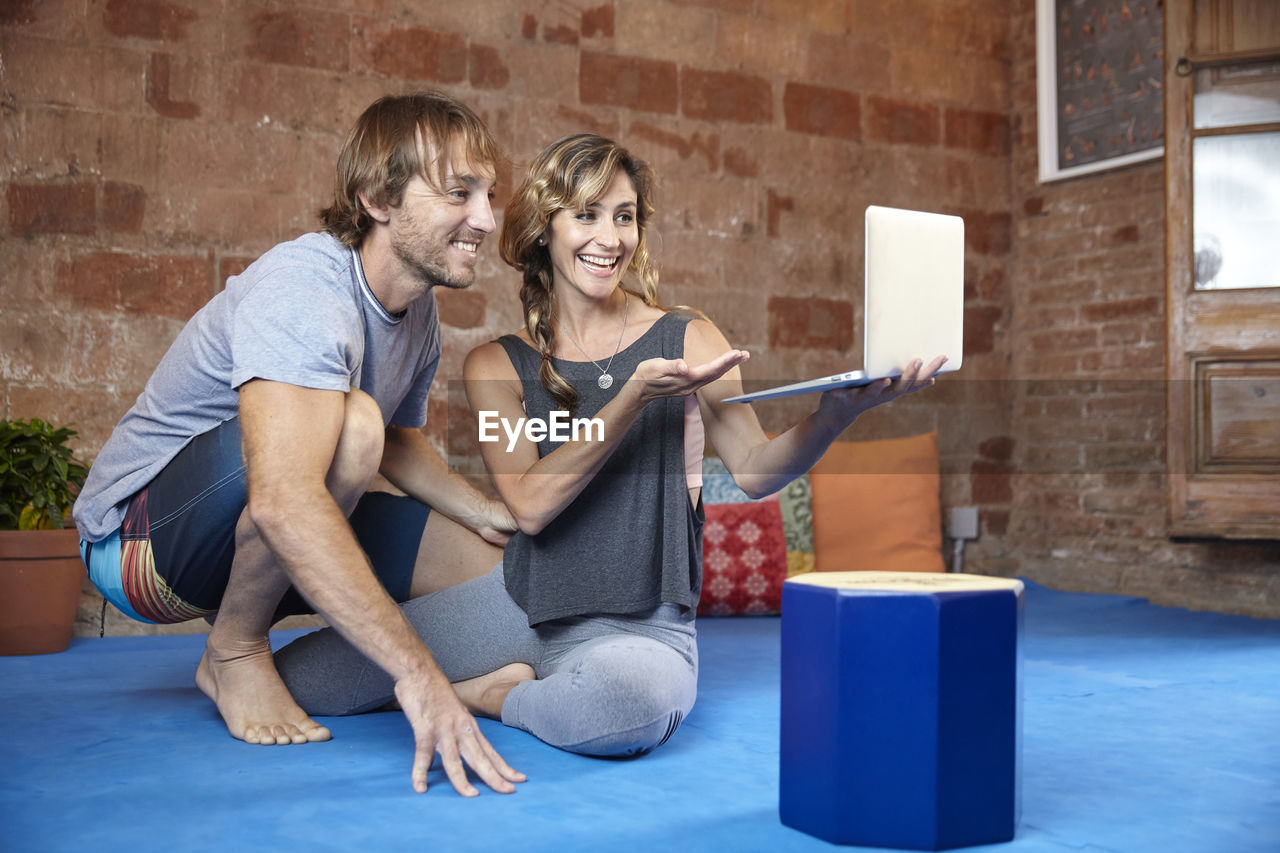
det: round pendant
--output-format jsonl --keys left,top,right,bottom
{"left": 597, "top": 374, "right": 613, "bottom": 390}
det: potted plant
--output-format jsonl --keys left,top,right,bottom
{"left": 0, "top": 418, "right": 90, "bottom": 655}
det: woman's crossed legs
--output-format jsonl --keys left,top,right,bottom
{"left": 274, "top": 565, "right": 697, "bottom": 757}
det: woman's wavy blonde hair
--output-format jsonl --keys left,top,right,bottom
{"left": 499, "top": 133, "right": 666, "bottom": 413}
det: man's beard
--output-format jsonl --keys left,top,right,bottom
{"left": 392, "top": 236, "right": 475, "bottom": 292}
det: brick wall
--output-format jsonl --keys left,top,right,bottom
{"left": 964, "top": 0, "right": 1280, "bottom": 618}
{"left": 7, "top": 1, "right": 1265, "bottom": 632}
{"left": 3, "top": 0, "right": 1016, "bottom": 636}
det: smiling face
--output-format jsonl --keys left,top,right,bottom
{"left": 388, "top": 138, "right": 497, "bottom": 293}
{"left": 545, "top": 169, "right": 638, "bottom": 301}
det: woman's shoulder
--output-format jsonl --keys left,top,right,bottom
{"left": 681, "top": 313, "right": 729, "bottom": 349}
{"left": 464, "top": 337, "right": 522, "bottom": 380}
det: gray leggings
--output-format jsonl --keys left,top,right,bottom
{"left": 273, "top": 564, "right": 699, "bottom": 757}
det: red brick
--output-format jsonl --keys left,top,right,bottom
{"left": 979, "top": 436, "right": 1015, "bottom": 462}
{"left": 469, "top": 43, "right": 510, "bottom": 90}
{"left": 723, "top": 147, "right": 758, "bottom": 178}
{"left": 521, "top": 14, "right": 537, "bottom": 40}
{"left": 579, "top": 51, "right": 677, "bottom": 114}
{"left": 961, "top": 210, "right": 1013, "bottom": 255}
{"left": 355, "top": 25, "right": 467, "bottom": 82}
{"left": 1023, "top": 196, "right": 1045, "bottom": 216}
{"left": 964, "top": 305, "right": 1002, "bottom": 356}
{"left": 944, "top": 107, "right": 1009, "bottom": 157}
{"left": 56, "top": 252, "right": 214, "bottom": 321}
{"left": 145, "top": 53, "right": 200, "bottom": 119}
{"left": 103, "top": 0, "right": 198, "bottom": 41}
{"left": 681, "top": 68, "right": 772, "bottom": 125}
{"left": 985, "top": 509, "right": 1010, "bottom": 535}
{"left": 217, "top": 255, "right": 257, "bottom": 287}
{"left": 630, "top": 123, "right": 718, "bottom": 173}
{"left": 8, "top": 183, "right": 95, "bottom": 237}
{"left": 436, "top": 289, "right": 486, "bottom": 329}
{"left": 0, "top": 0, "right": 37, "bottom": 25}
{"left": 783, "top": 82, "right": 860, "bottom": 141}
{"left": 978, "top": 266, "right": 1006, "bottom": 301}
{"left": 1108, "top": 223, "right": 1141, "bottom": 245}
{"left": 581, "top": 4, "right": 614, "bottom": 38}
{"left": 544, "top": 24, "right": 578, "bottom": 45}
{"left": 767, "top": 296, "right": 853, "bottom": 350}
{"left": 103, "top": 182, "right": 146, "bottom": 233}
{"left": 970, "top": 460, "right": 1014, "bottom": 504}
{"left": 1081, "top": 296, "right": 1160, "bottom": 323}
{"left": 866, "top": 96, "right": 940, "bottom": 146}
{"left": 766, "top": 189, "right": 794, "bottom": 238}
{"left": 244, "top": 7, "right": 350, "bottom": 71}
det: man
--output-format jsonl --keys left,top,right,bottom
{"left": 74, "top": 92, "right": 524, "bottom": 796}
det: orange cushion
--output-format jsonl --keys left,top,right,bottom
{"left": 808, "top": 431, "right": 944, "bottom": 573}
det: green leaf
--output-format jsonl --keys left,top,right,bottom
{"left": 0, "top": 418, "right": 87, "bottom": 531}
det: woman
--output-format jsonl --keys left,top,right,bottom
{"left": 275, "top": 133, "right": 945, "bottom": 757}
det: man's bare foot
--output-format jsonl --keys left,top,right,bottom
{"left": 452, "top": 663, "right": 535, "bottom": 720}
{"left": 196, "top": 638, "right": 332, "bottom": 746}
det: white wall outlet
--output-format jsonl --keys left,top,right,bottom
{"left": 949, "top": 506, "right": 979, "bottom": 540}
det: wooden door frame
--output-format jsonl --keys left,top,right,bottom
{"left": 1164, "top": 0, "right": 1280, "bottom": 538}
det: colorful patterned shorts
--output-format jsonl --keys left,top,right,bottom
{"left": 80, "top": 417, "right": 427, "bottom": 624}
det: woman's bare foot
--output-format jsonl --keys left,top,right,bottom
{"left": 452, "top": 663, "right": 535, "bottom": 720}
{"left": 196, "top": 637, "right": 332, "bottom": 745}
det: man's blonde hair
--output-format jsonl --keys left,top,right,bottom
{"left": 320, "top": 92, "right": 505, "bottom": 247}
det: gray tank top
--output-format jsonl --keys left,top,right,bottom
{"left": 497, "top": 310, "right": 703, "bottom": 627}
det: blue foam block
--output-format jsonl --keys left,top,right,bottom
{"left": 780, "top": 573, "right": 1023, "bottom": 850}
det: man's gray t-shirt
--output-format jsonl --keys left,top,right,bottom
{"left": 74, "top": 231, "right": 440, "bottom": 541}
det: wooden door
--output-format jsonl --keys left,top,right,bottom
{"left": 1165, "top": 0, "right": 1280, "bottom": 538}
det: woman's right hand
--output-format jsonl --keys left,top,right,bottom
{"left": 632, "top": 348, "right": 750, "bottom": 402}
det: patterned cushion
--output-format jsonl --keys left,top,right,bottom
{"left": 697, "top": 458, "right": 815, "bottom": 616}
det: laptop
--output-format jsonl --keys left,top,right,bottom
{"left": 724, "top": 205, "right": 964, "bottom": 404}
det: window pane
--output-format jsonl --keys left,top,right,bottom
{"left": 1193, "top": 62, "right": 1280, "bottom": 130}
{"left": 1192, "top": 132, "right": 1280, "bottom": 290}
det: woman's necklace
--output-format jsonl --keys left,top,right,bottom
{"left": 561, "top": 293, "right": 630, "bottom": 390}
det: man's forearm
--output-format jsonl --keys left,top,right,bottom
{"left": 379, "top": 427, "right": 500, "bottom": 533}
{"left": 252, "top": 486, "right": 443, "bottom": 685}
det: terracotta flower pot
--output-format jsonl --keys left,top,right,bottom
{"left": 0, "top": 528, "right": 85, "bottom": 655}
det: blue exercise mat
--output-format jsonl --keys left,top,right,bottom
{"left": 1, "top": 580, "right": 1277, "bottom": 852}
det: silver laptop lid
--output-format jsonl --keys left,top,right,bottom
{"left": 862, "top": 205, "right": 965, "bottom": 381}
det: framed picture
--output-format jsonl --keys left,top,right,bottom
{"left": 1036, "top": 0, "right": 1165, "bottom": 182}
